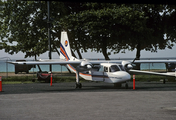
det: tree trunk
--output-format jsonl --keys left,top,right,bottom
{"left": 76, "top": 49, "right": 82, "bottom": 59}
{"left": 102, "top": 37, "right": 110, "bottom": 60}
{"left": 136, "top": 43, "right": 141, "bottom": 60}
{"left": 53, "top": 43, "right": 60, "bottom": 56}
{"left": 135, "top": 43, "right": 141, "bottom": 70}
{"left": 77, "top": 30, "right": 83, "bottom": 59}
{"left": 102, "top": 48, "right": 110, "bottom": 60}
{"left": 71, "top": 50, "right": 77, "bottom": 58}
{"left": 74, "top": 38, "right": 82, "bottom": 59}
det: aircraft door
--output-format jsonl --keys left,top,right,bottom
{"left": 103, "top": 66, "right": 109, "bottom": 82}
{"left": 92, "top": 65, "right": 104, "bottom": 82}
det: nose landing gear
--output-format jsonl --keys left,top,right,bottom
{"left": 114, "top": 82, "right": 129, "bottom": 89}
{"left": 125, "top": 82, "right": 128, "bottom": 89}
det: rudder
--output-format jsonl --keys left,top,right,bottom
{"left": 60, "top": 31, "right": 72, "bottom": 60}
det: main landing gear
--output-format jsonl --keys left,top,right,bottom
{"left": 75, "top": 70, "right": 82, "bottom": 89}
{"left": 75, "top": 83, "right": 82, "bottom": 89}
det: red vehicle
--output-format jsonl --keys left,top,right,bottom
{"left": 37, "top": 71, "right": 50, "bottom": 83}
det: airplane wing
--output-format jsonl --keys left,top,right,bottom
{"left": 8, "top": 59, "right": 82, "bottom": 65}
{"left": 133, "top": 60, "right": 176, "bottom": 63}
{"left": 8, "top": 59, "right": 176, "bottom": 65}
{"left": 129, "top": 69, "right": 176, "bottom": 77}
{"left": 8, "top": 58, "right": 176, "bottom": 78}
{"left": 90, "top": 59, "right": 176, "bottom": 65}
{"left": 128, "top": 59, "right": 176, "bottom": 77}
{"left": 8, "top": 59, "right": 124, "bottom": 65}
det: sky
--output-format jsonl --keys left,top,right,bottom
{"left": 1, "top": 43, "right": 176, "bottom": 60}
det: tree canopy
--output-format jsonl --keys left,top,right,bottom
{"left": 0, "top": 1, "right": 176, "bottom": 60}
{"left": 60, "top": 3, "right": 176, "bottom": 60}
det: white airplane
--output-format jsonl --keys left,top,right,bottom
{"left": 10, "top": 31, "right": 176, "bottom": 88}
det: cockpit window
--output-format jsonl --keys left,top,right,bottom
{"left": 110, "top": 65, "right": 120, "bottom": 72}
{"left": 119, "top": 65, "right": 126, "bottom": 71}
{"left": 98, "top": 65, "right": 104, "bottom": 72}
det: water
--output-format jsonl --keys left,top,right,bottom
{"left": 0, "top": 60, "right": 166, "bottom": 73}
{"left": 140, "top": 63, "right": 166, "bottom": 70}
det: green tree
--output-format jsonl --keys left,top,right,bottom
{"left": 163, "top": 5, "right": 176, "bottom": 45}
{"left": 0, "top": 1, "right": 69, "bottom": 58}
{"left": 65, "top": 3, "right": 176, "bottom": 61}
{"left": 1, "top": 1, "right": 175, "bottom": 61}
{"left": 130, "top": 4, "right": 174, "bottom": 60}
{"left": 0, "top": 1, "right": 89, "bottom": 59}
{"left": 64, "top": 3, "right": 150, "bottom": 60}
{"left": 1, "top": 1, "right": 46, "bottom": 58}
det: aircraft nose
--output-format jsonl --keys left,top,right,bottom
{"left": 112, "top": 71, "right": 131, "bottom": 83}
{"left": 123, "top": 72, "right": 131, "bottom": 81}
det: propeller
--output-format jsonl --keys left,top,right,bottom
{"left": 121, "top": 61, "right": 133, "bottom": 71}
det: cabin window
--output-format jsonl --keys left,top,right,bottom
{"left": 110, "top": 65, "right": 120, "bottom": 72}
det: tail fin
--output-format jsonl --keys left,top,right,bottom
{"left": 60, "top": 31, "right": 72, "bottom": 60}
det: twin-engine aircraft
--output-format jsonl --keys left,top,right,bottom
{"left": 10, "top": 31, "right": 176, "bottom": 89}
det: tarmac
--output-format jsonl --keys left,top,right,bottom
{"left": 1, "top": 81, "right": 176, "bottom": 120}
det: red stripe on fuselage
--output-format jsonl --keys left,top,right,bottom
{"left": 68, "top": 64, "right": 91, "bottom": 77}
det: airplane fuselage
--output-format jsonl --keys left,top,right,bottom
{"left": 67, "top": 62, "right": 131, "bottom": 84}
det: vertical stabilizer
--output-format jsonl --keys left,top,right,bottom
{"left": 60, "top": 31, "right": 72, "bottom": 60}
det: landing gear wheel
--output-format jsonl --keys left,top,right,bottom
{"left": 125, "top": 83, "right": 128, "bottom": 89}
{"left": 75, "top": 83, "right": 78, "bottom": 89}
{"left": 163, "top": 79, "right": 166, "bottom": 84}
{"left": 78, "top": 83, "right": 82, "bottom": 88}
{"left": 75, "top": 83, "right": 82, "bottom": 89}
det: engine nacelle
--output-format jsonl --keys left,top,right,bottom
{"left": 121, "top": 61, "right": 133, "bottom": 70}
{"left": 76, "top": 61, "right": 92, "bottom": 72}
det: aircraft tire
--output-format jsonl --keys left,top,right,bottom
{"left": 125, "top": 83, "right": 128, "bottom": 89}
{"left": 75, "top": 83, "right": 82, "bottom": 89}
{"left": 75, "top": 83, "right": 78, "bottom": 89}
{"left": 163, "top": 79, "right": 166, "bottom": 84}
{"left": 79, "top": 83, "right": 82, "bottom": 89}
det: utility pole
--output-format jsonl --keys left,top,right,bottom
{"left": 47, "top": 1, "right": 52, "bottom": 72}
